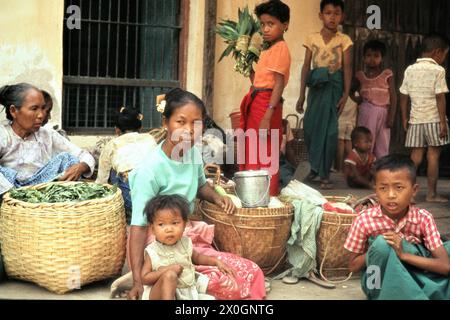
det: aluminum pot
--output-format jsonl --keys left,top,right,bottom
{"left": 232, "top": 170, "right": 270, "bottom": 208}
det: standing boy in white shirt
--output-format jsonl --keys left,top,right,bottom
{"left": 400, "top": 34, "right": 450, "bottom": 203}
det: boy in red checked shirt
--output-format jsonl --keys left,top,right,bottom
{"left": 344, "top": 154, "right": 450, "bottom": 300}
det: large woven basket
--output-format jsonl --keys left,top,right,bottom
{"left": 0, "top": 182, "right": 127, "bottom": 294}
{"left": 285, "top": 114, "right": 308, "bottom": 166}
{"left": 316, "top": 196, "right": 358, "bottom": 283}
{"left": 199, "top": 201, "right": 294, "bottom": 275}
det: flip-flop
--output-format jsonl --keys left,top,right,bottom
{"left": 306, "top": 271, "right": 336, "bottom": 289}
{"left": 265, "top": 277, "right": 272, "bottom": 293}
{"left": 320, "top": 181, "right": 334, "bottom": 190}
{"left": 282, "top": 275, "right": 299, "bottom": 284}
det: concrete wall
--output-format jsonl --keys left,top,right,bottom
{"left": 213, "top": 0, "right": 322, "bottom": 129}
{"left": 0, "top": 0, "right": 64, "bottom": 127}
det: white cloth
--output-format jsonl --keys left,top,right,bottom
{"left": 399, "top": 58, "right": 449, "bottom": 124}
{"left": 201, "top": 133, "right": 225, "bottom": 165}
{"left": 95, "top": 132, "right": 157, "bottom": 184}
{"left": 0, "top": 124, "right": 95, "bottom": 192}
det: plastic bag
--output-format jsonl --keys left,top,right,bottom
{"left": 280, "top": 179, "right": 327, "bottom": 205}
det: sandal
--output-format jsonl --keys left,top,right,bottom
{"left": 282, "top": 275, "right": 299, "bottom": 284}
{"left": 265, "top": 277, "right": 272, "bottom": 293}
{"left": 306, "top": 271, "right": 336, "bottom": 289}
{"left": 320, "top": 181, "right": 334, "bottom": 190}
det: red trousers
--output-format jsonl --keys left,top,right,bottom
{"left": 238, "top": 89, "right": 282, "bottom": 196}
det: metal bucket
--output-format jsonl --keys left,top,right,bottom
{"left": 232, "top": 170, "right": 270, "bottom": 208}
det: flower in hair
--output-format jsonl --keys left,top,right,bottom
{"left": 156, "top": 94, "right": 167, "bottom": 114}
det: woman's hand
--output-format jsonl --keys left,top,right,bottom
{"left": 213, "top": 194, "right": 235, "bottom": 215}
{"left": 59, "top": 162, "right": 90, "bottom": 181}
{"left": 386, "top": 114, "right": 395, "bottom": 129}
{"left": 216, "top": 259, "right": 236, "bottom": 278}
{"left": 259, "top": 115, "right": 271, "bottom": 132}
{"left": 296, "top": 96, "right": 305, "bottom": 114}
{"left": 383, "top": 231, "right": 404, "bottom": 259}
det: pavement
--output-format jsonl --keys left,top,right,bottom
{"left": 0, "top": 171, "right": 449, "bottom": 300}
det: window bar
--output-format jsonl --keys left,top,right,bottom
{"left": 158, "top": 0, "right": 165, "bottom": 80}
{"left": 115, "top": 0, "right": 121, "bottom": 78}
{"left": 123, "top": 88, "right": 127, "bottom": 107}
{"left": 134, "top": 0, "right": 139, "bottom": 79}
{"left": 106, "top": 1, "right": 112, "bottom": 76}
{"left": 77, "top": 0, "right": 82, "bottom": 76}
{"left": 94, "top": 85, "right": 99, "bottom": 128}
{"left": 87, "top": 0, "right": 92, "bottom": 76}
{"left": 96, "top": 0, "right": 102, "bottom": 77}
{"left": 132, "top": 87, "right": 137, "bottom": 109}
{"left": 104, "top": 86, "right": 109, "bottom": 128}
{"left": 85, "top": 86, "right": 90, "bottom": 127}
{"left": 67, "top": 8, "right": 72, "bottom": 75}
{"left": 124, "top": 0, "right": 130, "bottom": 78}
{"left": 75, "top": 85, "right": 80, "bottom": 127}
{"left": 151, "top": 0, "right": 157, "bottom": 79}
{"left": 142, "top": 0, "right": 149, "bottom": 78}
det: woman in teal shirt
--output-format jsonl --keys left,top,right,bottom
{"left": 127, "top": 88, "right": 235, "bottom": 299}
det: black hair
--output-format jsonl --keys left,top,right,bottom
{"left": 204, "top": 114, "right": 226, "bottom": 143}
{"left": 351, "top": 126, "right": 372, "bottom": 145}
{"left": 163, "top": 88, "right": 207, "bottom": 120}
{"left": 363, "top": 39, "right": 387, "bottom": 57}
{"left": 41, "top": 90, "right": 53, "bottom": 108}
{"left": 0, "top": 83, "right": 40, "bottom": 121}
{"left": 320, "top": 0, "right": 345, "bottom": 12}
{"left": 255, "top": 0, "right": 290, "bottom": 23}
{"left": 41, "top": 90, "right": 54, "bottom": 125}
{"left": 421, "top": 33, "right": 450, "bottom": 54}
{"left": 144, "top": 194, "right": 190, "bottom": 224}
{"left": 115, "top": 107, "right": 142, "bottom": 132}
{"left": 374, "top": 154, "right": 417, "bottom": 183}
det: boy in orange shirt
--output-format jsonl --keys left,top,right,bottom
{"left": 239, "top": 0, "right": 291, "bottom": 196}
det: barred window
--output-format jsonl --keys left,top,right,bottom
{"left": 63, "top": 0, "right": 182, "bottom": 132}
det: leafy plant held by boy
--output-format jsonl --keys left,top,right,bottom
{"left": 215, "top": 6, "right": 268, "bottom": 78}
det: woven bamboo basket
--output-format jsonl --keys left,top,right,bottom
{"left": 0, "top": 182, "right": 127, "bottom": 294}
{"left": 204, "top": 164, "right": 235, "bottom": 194}
{"left": 316, "top": 196, "right": 358, "bottom": 283}
{"left": 285, "top": 114, "right": 308, "bottom": 166}
{"left": 199, "top": 200, "right": 294, "bottom": 275}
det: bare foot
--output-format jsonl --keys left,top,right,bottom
{"left": 425, "top": 195, "right": 448, "bottom": 203}
{"left": 304, "top": 171, "right": 318, "bottom": 183}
